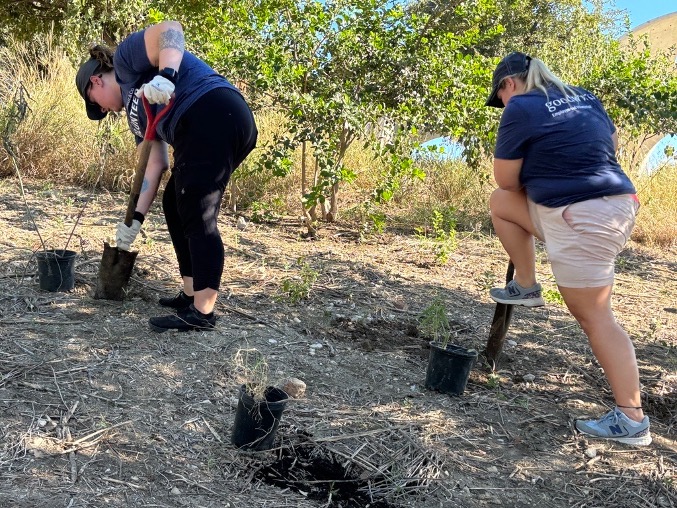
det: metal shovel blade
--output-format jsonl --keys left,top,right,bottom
{"left": 94, "top": 242, "right": 139, "bottom": 300}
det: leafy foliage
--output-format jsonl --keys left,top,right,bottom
{"left": 581, "top": 37, "right": 677, "bottom": 166}
{"left": 158, "top": 0, "right": 499, "bottom": 221}
{"left": 0, "top": 0, "right": 152, "bottom": 53}
{"left": 2, "top": 0, "right": 676, "bottom": 233}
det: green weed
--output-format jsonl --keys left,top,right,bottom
{"left": 542, "top": 288, "right": 564, "bottom": 305}
{"left": 477, "top": 270, "right": 497, "bottom": 292}
{"left": 486, "top": 373, "right": 500, "bottom": 389}
{"left": 250, "top": 199, "right": 282, "bottom": 223}
{"left": 368, "top": 210, "right": 387, "bottom": 234}
{"left": 514, "top": 396, "right": 530, "bottom": 410}
{"left": 415, "top": 208, "right": 458, "bottom": 265}
{"left": 279, "top": 259, "right": 319, "bottom": 304}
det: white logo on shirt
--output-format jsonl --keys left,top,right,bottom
{"left": 545, "top": 92, "right": 596, "bottom": 113}
{"left": 127, "top": 90, "right": 142, "bottom": 138}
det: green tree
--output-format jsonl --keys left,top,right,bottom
{"left": 0, "top": 0, "right": 151, "bottom": 52}
{"left": 581, "top": 37, "right": 677, "bottom": 168}
{"left": 163, "top": 0, "right": 500, "bottom": 228}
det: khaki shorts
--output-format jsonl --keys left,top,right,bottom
{"left": 528, "top": 194, "right": 639, "bottom": 288}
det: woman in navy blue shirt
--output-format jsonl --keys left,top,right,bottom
{"left": 486, "top": 52, "right": 649, "bottom": 446}
{"left": 76, "top": 21, "right": 257, "bottom": 332}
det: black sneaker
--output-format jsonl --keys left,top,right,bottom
{"left": 149, "top": 304, "right": 216, "bottom": 333}
{"left": 158, "top": 291, "right": 194, "bottom": 310}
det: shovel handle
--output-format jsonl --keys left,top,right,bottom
{"left": 484, "top": 260, "right": 515, "bottom": 368}
{"left": 124, "top": 94, "right": 174, "bottom": 226}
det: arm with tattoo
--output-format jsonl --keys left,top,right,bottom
{"left": 134, "top": 140, "right": 170, "bottom": 217}
{"left": 159, "top": 28, "right": 185, "bottom": 54}
{"left": 144, "top": 21, "right": 185, "bottom": 72}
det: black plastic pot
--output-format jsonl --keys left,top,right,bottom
{"left": 425, "top": 342, "right": 478, "bottom": 395}
{"left": 231, "top": 385, "right": 289, "bottom": 451}
{"left": 36, "top": 249, "right": 77, "bottom": 292}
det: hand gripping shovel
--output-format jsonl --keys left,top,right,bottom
{"left": 94, "top": 95, "right": 173, "bottom": 300}
{"left": 484, "top": 260, "right": 515, "bottom": 369}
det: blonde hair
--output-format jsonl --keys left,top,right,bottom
{"left": 512, "top": 57, "right": 574, "bottom": 99}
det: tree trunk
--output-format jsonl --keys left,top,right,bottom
{"left": 301, "top": 140, "right": 310, "bottom": 215}
{"left": 227, "top": 180, "right": 238, "bottom": 212}
{"left": 327, "top": 182, "right": 339, "bottom": 222}
{"left": 309, "top": 154, "right": 319, "bottom": 220}
{"left": 326, "top": 125, "right": 353, "bottom": 223}
{"left": 300, "top": 141, "right": 316, "bottom": 236}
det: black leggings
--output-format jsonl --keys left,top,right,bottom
{"left": 162, "top": 87, "right": 257, "bottom": 291}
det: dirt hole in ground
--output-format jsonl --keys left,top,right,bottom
{"left": 255, "top": 443, "right": 399, "bottom": 508}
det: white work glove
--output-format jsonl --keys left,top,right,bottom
{"left": 116, "top": 220, "right": 142, "bottom": 251}
{"left": 136, "top": 75, "right": 174, "bottom": 105}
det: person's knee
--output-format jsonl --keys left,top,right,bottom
{"left": 177, "top": 185, "right": 223, "bottom": 235}
{"left": 490, "top": 188, "right": 523, "bottom": 217}
{"left": 564, "top": 299, "right": 615, "bottom": 337}
{"left": 489, "top": 188, "right": 503, "bottom": 215}
{"left": 490, "top": 188, "right": 535, "bottom": 233}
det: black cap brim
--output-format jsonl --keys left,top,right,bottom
{"left": 485, "top": 85, "right": 504, "bottom": 108}
{"left": 86, "top": 102, "right": 107, "bottom": 121}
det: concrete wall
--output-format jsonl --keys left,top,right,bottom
{"left": 627, "top": 11, "right": 677, "bottom": 56}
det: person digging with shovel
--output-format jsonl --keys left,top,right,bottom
{"left": 76, "top": 20, "right": 257, "bottom": 332}
{"left": 486, "top": 52, "right": 650, "bottom": 446}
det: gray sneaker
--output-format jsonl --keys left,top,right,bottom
{"left": 575, "top": 407, "right": 652, "bottom": 446}
{"left": 489, "top": 280, "right": 545, "bottom": 307}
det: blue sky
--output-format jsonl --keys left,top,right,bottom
{"left": 610, "top": 2, "right": 676, "bottom": 29}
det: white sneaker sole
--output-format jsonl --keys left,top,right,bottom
{"left": 581, "top": 433, "right": 653, "bottom": 446}
{"left": 490, "top": 296, "right": 545, "bottom": 307}
{"left": 613, "top": 434, "right": 653, "bottom": 446}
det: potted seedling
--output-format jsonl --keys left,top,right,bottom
{"left": 230, "top": 348, "right": 289, "bottom": 451}
{"left": 1, "top": 84, "right": 82, "bottom": 292}
{"left": 420, "top": 296, "right": 478, "bottom": 395}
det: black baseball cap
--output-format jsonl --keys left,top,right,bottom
{"left": 486, "top": 52, "right": 531, "bottom": 108}
{"left": 76, "top": 58, "right": 107, "bottom": 120}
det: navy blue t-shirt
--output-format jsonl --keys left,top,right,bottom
{"left": 114, "top": 30, "right": 242, "bottom": 145}
{"left": 494, "top": 86, "right": 635, "bottom": 207}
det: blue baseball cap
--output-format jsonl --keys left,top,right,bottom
{"left": 486, "top": 52, "right": 531, "bottom": 108}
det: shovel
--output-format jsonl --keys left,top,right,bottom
{"left": 94, "top": 95, "right": 173, "bottom": 300}
{"left": 484, "top": 260, "right": 515, "bottom": 368}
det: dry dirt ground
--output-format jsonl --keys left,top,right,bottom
{"left": 0, "top": 180, "right": 675, "bottom": 508}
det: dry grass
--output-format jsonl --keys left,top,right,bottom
{"left": 387, "top": 157, "right": 494, "bottom": 233}
{"left": 631, "top": 163, "right": 677, "bottom": 248}
{"left": 0, "top": 34, "right": 136, "bottom": 189}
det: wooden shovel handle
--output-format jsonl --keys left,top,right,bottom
{"left": 123, "top": 94, "right": 174, "bottom": 226}
{"left": 484, "top": 260, "right": 515, "bottom": 368}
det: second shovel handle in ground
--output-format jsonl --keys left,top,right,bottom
{"left": 485, "top": 260, "right": 515, "bottom": 367}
